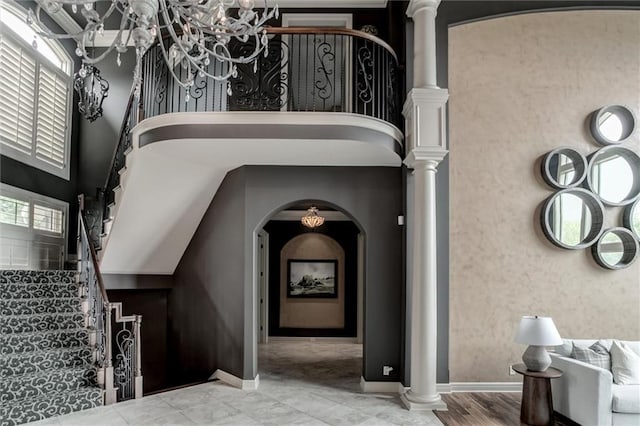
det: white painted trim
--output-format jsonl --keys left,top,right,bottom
{"left": 360, "top": 377, "right": 401, "bottom": 393}
{"left": 275, "top": 0, "right": 386, "bottom": 7}
{"left": 132, "top": 112, "right": 403, "bottom": 146}
{"left": 209, "top": 369, "right": 260, "bottom": 391}
{"left": 400, "top": 382, "right": 522, "bottom": 394}
{"left": 271, "top": 210, "right": 350, "bottom": 221}
{"left": 282, "top": 13, "right": 353, "bottom": 28}
{"left": 90, "top": 30, "right": 135, "bottom": 48}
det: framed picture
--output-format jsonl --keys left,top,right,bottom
{"left": 287, "top": 259, "right": 338, "bottom": 298}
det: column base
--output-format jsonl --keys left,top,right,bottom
{"left": 400, "top": 391, "right": 448, "bottom": 411}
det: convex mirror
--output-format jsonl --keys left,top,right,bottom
{"left": 541, "top": 188, "right": 604, "bottom": 250}
{"left": 592, "top": 227, "right": 639, "bottom": 269}
{"left": 623, "top": 199, "right": 640, "bottom": 240}
{"left": 586, "top": 146, "right": 640, "bottom": 206}
{"left": 541, "top": 148, "right": 587, "bottom": 189}
{"left": 590, "top": 105, "right": 636, "bottom": 145}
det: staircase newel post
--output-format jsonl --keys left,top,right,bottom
{"left": 134, "top": 315, "right": 143, "bottom": 399}
{"left": 104, "top": 303, "right": 117, "bottom": 405}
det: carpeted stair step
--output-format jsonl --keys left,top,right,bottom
{"left": 0, "top": 270, "right": 76, "bottom": 284}
{"left": 0, "top": 346, "right": 93, "bottom": 377}
{"left": 0, "top": 281, "right": 80, "bottom": 299}
{"left": 0, "top": 312, "right": 85, "bottom": 334}
{"left": 0, "top": 386, "right": 102, "bottom": 426}
{"left": 0, "top": 297, "right": 81, "bottom": 316}
{"left": 0, "top": 329, "right": 89, "bottom": 356}
{"left": 0, "top": 366, "right": 97, "bottom": 404}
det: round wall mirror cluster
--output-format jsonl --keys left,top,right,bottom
{"left": 540, "top": 105, "right": 640, "bottom": 270}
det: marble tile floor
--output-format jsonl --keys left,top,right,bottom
{"left": 30, "top": 341, "right": 443, "bottom": 426}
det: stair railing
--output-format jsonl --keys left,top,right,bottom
{"left": 102, "top": 87, "right": 142, "bottom": 234}
{"left": 78, "top": 195, "right": 143, "bottom": 404}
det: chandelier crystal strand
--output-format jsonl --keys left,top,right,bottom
{"left": 29, "top": 0, "right": 279, "bottom": 101}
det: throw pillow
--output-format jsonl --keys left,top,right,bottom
{"left": 611, "top": 340, "right": 640, "bottom": 385}
{"left": 571, "top": 342, "right": 611, "bottom": 370}
{"left": 554, "top": 339, "right": 573, "bottom": 357}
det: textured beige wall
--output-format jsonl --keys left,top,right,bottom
{"left": 449, "top": 11, "right": 640, "bottom": 382}
{"left": 280, "top": 233, "right": 345, "bottom": 328}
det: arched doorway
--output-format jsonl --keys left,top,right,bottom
{"left": 253, "top": 201, "right": 365, "bottom": 389}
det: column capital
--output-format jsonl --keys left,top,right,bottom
{"left": 402, "top": 88, "right": 449, "bottom": 119}
{"left": 406, "top": 0, "right": 441, "bottom": 18}
{"left": 403, "top": 87, "right": 449, "bottom": 153}
{"left": 404, "top": 146, "right": 448, "bottom": 170}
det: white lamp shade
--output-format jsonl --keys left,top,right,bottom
{"left": 514, "top": 316, "right": 563, "bottom": 346}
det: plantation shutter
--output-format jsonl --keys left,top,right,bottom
{"left": 36, "top": 66, "right": 68, "bottom": 168}
{"left": 0, "top": 36, "right": 36, "bottom": 154}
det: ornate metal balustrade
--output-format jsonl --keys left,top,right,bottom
{"left": 141, "top": 27, "right": 400, "bottom": 123}
{"left": 78, "top": 195, "right": 143, "bottom": 404}
{"left": 102, "top": 27, "right": 400, "bottom": 234}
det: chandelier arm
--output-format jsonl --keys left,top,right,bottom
{"left": 78, "top": 20, "right": 135, "bottom": 65}
{"left": 158, "top": 1, "right": 232, "bottom": 81}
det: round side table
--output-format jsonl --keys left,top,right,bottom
{"left": 513, "top": 363, "right": 562, "bottom": 426}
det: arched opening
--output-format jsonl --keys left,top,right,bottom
{"left": 253, "top": 199, "right": 366, "bottom": 391}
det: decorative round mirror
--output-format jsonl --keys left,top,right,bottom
{"left": 590, "top": 105, "right": 636, "bottom": 145}
{"left": 541, "top": 147, "right": 587, "bottom": 189}
{"left": 591, "top": 227, "right": 639, "bottom": 269}
{"left": 541, "top": 188, "right": 605, "bottom": 250}
{"left": 623, "top": 199, "right": 640, "bottom": 240}
{"left": 586, "top": 146, "right": 640, "bottom": 206}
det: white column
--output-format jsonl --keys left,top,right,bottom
{"left": 401, "top": 0, "right": 448, "bottom": 411}
{"left": 408, "top": 0, "right": 439, "bottom": 88}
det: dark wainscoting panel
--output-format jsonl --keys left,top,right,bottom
{"left": 106, "top": 289, "right": 170, "bottom": 393}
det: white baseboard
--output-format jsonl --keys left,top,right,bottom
{"left": 359, "top": 377, "right": 401, "bottom": 393}
{"left": 388, "top": 382, "right": 521, "bottom": 394}
{"left": 209, "top": 369, "right": 260, "bottom": 391}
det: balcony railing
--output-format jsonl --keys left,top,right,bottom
{"left": 140, "top": 27, "right": 400, "bottom": 126}
{"left": 102, "top": 27, "right": 400, "bottom": 231}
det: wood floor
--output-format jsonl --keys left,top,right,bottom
{"left": 433, "top": 393, "right": 578, "bottom": 426}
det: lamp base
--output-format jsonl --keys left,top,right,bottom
{"left": 522, "top": 345, "right": 551, "bottom": 372}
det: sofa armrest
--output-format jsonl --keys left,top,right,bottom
{"left": 550, "top": 353, "right": 613, "bottom": 426}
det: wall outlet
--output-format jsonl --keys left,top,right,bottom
{"left": 383, "top": 366, "right": 394, "bottom": 376}
{"left": 509, "top": 365, "right": 516, "bottom": 376}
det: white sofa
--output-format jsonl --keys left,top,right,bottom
{"left": 550, "top": 339, "right": 640, "bottom": 426}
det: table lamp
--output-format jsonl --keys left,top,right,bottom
{"left": 515, "top": 316, "right": 563, "bottom": 371}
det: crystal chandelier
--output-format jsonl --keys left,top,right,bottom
{"left": 301, "top": 207, "right": 325, "bottom": 229}
{"left": 29, "top": 0, "right": 279, "bottom": 97}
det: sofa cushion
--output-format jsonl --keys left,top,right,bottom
{"left": 572, "top": 342, "right": 611, "bottom": 370}
{"left": 612, "top": 384, "right": 640, "bottom": 414}
{"left": 611, "top": 341, "right": 640, "bottom": 385}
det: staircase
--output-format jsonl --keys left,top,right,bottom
{"left": 0, "top": 270, "right": 103, "bottom": 426}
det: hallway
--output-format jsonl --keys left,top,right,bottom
{"left": 30, "top": 341, "right": 442, "bottom": 425}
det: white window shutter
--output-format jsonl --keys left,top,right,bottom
{"left": 0, "top": 36, "right": 36, "bottom": 154}
{"left": 36, "top": 66, "right": 68, "bottom": 168}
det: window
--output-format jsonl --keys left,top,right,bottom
{"left": 0, "top": 1, "right": 72, "bottom": 179}
{"left": 0, "top": 184, "right": 68, "bottom": 270}
{"left": 0, "top": 196, "right": 30, "bottom": 227}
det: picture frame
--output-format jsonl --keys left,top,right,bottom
{"left": 287, "top": 259, "right": 338, "bottom": 298}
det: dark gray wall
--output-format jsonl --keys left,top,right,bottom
{"left": 242, "top": 166, "right": 404, "bottom": 382}
{"left": 103, "top": 274, "right": 174, "bottom": 290}
{"left": 106, "top": 289, "right": 169, "bottom": 393}
{"left": 77, "top": 49, "right": 136, "bottom": 196}
{"left": 168, "top": 165, "right": 404, "bottom": 383}
{"left": 170, "top": 168, "right": 247, "bottom": 382}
